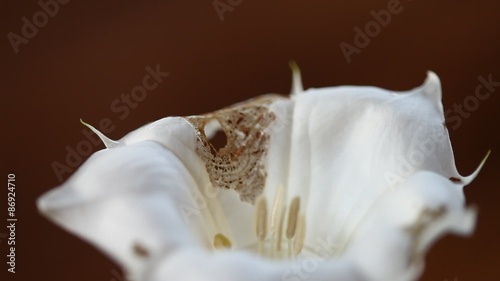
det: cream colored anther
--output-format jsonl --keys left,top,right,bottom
{"left": 255, "top": 196, "right": 268, "bottom": 255}
{"left": 286, "top": 197, "right": 300, "bottom": 240}
{"left": 286, "top": 197, "right": 300, "bottom": 257}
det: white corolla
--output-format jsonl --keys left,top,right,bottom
{"left": 38, "top": 66, "right": 487, "bottom": 281}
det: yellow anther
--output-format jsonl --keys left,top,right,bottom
{"left": 213, "top": 233, "right": 232, "bottom": 249}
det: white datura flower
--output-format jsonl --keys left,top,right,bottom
{"left": 38, "top": 66, "right": 488, "bottom": 281}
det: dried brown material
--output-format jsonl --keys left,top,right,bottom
{"left": 185, "top": 95, "right": 284, "bottom": 203}
{"left": 449, "top": 177, "right": 462, "bottom": 183}
{"left": 133, "top": 243, "right": 150, "bottom": 258}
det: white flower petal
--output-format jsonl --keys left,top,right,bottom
{"left": 144, "top": 249, "right": 363, "bottom": 281}
{"left": 38, "top": 141, "right": 207, "bottom": 278}
{"left": 264, "top": 98, "right": 295, "bottom": 195}
{"left": 262, "top": 72, "right": 472, "bottom": 254}
{"left": 343, "top": 171, "right": 476, "bottom": 281}
{"left": 213, "top": 188, "right": 257, "bottom": 248}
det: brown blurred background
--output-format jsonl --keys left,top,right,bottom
{"left": 1, "top": 0, "right": 499, "bottom": 280}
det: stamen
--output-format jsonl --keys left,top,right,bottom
{"left": 213, "top": 233, "right": 232, "bottom": 249}
{"left": 286, "top": 197, "right": 300, "bottom": 240}
{"left": 270, "top": 185, "right": 284, "bottom": 235}
{"left": 255, "top": 196, "right": 268, "bottom": 255}
{"left": 276, "top": 206, "right": 286, "bottom": 253}
{"left": 245, "top": 191, "right": 309, "bottom": 259}
{"left": 270, "top": 185, "right": 284, "bottom": 258}
{"left": 293, "top": 214, "right": 306, "bottom": 256}
{"left": 286, "top": 197, "right": 301, "bottom": 258}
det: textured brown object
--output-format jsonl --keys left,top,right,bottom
{"left": 186, "top": 95, "right": 281, "bottom": 202}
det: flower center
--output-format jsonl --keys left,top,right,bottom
{"left": 212, "top": 186, "right": 307, "bottom": 260}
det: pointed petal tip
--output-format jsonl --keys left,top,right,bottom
{"left": 80, "top": 119, "right": 119, "bottom": 149}
{"left": 36, "top": 194, "right": 48, "bottom": 213}
{"left": 36, "top": 187, "right": 72, "bottom": 215}
{"left": 461, "top": 150, "right": 491, "bottom": 185}
{"left": 420, "top": 71, "right": 442, "bottom": 99}
{"left": 425, "top": 71, "right": 441, "bottom": 86}
{"left": 289, "top": 60, "right": 303, "bottom": 96}
{"left": 288, "top": 60, "right": 299, "bottom": 70}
